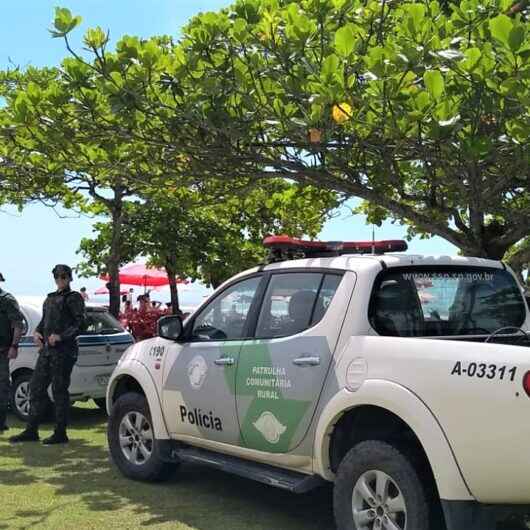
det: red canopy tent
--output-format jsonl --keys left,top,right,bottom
{"left": 101, "top": 264, "right": 187, "bottom": 293}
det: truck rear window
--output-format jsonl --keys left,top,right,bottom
{"left": 369, "top": 267, "right": 526, "bottom": 337}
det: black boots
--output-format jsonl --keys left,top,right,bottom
{"left": 9, "top": 427, "right": 39, "bottom": 443}
{"left": 10, "top": 427, "right": 69, "bottom": 444}
{"left": 42, "top": 430, "right": 69, "bottom": 445}
{"left": 0, "top": 423, "right": 8, "bottom": 432}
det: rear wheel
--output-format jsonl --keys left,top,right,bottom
{"left": 108, "top": 392, "right": 177, "bottom": 481}
{"left": 334, "top": 440, "right": 430, "bottom": 530}
{"left": 10, "top": 372, "right": 52, "bottom": 422}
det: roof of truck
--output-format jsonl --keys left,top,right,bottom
{"left": 224, "top": 254, "right": 506, "bottom": 289}
{"left": 261, "top": 253, "right": 505, "bottom": 273}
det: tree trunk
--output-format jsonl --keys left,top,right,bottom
{"left": 107, "top": 190, "right": 125, "bottom": 318}
{"left": 165, "top": 257, "right": 180, "bottom": 315}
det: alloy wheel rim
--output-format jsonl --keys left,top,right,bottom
{"left": 352, "top": 469, "right": 407, "bottom": 530}
{"left": 119, "top": 411, "right": 154, "bottom": 466}
{"left": 15, "top": 381, "right": 30, "bottom": 417}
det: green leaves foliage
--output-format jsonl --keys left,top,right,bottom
{"left": 2, "top": 0, "right": 530, "bottom": 270}
{"left": 50, "top": 7, "right": 82, "bottom": 38}
{"left": 84, "top": 27, "right": 109, "bottom": 49}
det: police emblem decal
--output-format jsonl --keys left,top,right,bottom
{"left": 253, "top": 411, "right": 287, "bottom": 444}
{"left": 188, "top": 355, "right": 208, "bottom": 389}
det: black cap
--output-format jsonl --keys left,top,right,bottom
{"left": 52, "top": 264, "right": 73, "bottom": 280}
{"left": 0, "top": 272, "right": 5, "bottom": 282}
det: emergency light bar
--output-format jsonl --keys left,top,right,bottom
{"left": 263, "top": 235, "right": 408, "bottom": 262}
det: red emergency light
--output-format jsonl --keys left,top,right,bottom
{"left": 263, "top": 235, "right": 407, "bottom": 261}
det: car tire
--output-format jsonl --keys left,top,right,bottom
{"left": 108, "top": 392, "right": 177, "bottom": 482}
{"left": 334, "top": 440, "right": 430, "bottom": 530}
{"left": 93, "top": 398, "right": 108, "bottom": 412}
{"left": 10, "top": 371, "right": 52, "bottom": 422}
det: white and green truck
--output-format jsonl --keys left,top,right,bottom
{"left": 106, "top": 237, "right": 530, "bottom": 530}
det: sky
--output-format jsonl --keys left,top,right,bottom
{"left": 0, "top": 0, "right": 456, "bottom": 305}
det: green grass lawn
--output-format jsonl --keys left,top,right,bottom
{"left": 0, "top": 403, "right": 526, "bottom": 530}
{"left": 0, "top": 403, "right": 335, "bottom": 530}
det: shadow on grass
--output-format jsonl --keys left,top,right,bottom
{"left": 2, "top": 405, "right": 528, "bottom": 530}
{"left": 2, "top": 406, "right": 335, "bottom": 530}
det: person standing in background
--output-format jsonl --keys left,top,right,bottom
{"left": 80, "top": 287, "right": 89, "bottom": 302}
{"left": 10, "top": 265, "right": 86, "bottom": 445}
{"left": 0, "top": 272, "right": 25, "bottom": 432}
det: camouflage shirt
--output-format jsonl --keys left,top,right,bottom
{"left": 36, "top": 287, "right": 86, "bottom": 356}
{"left": 0, "top": 288, "right": 25, "bottom": 349}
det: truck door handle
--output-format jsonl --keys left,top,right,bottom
{"left": 214, "top": 357, "right": 235, "bottom": 366}
{"left": 293, "top": 356, "right": 320, "bottom": 367}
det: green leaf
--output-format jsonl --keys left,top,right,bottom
{"left": 406, "top": 3, "right": 426, "bottom": 36}
{"left": 423, "top": 70, "right": 444, "bottom": 100}
{"left": 232, "top": 18, "right": 248, "bottom": 39}
{"left": 14, "top": 93, "right": 31, "bottom": 122}
{"left": 489, "top": 15, "right": 513, "bottom": 48}
{"left": 51, "top": 7, "right": 82, "bottom": 37}
{"left": 335, "top": 24, "right": 356, "bottom": 57}
{"left": 460, "top": 48, "right": 482, "bottom": 73}
{"left": 509, "top": 25, "right": 525, "bottom": 52}
{"left": 415, "top": 91, "right": 430, "bottom": 111}
{"left": 321, "top": 54, "right": 340, "bottom": 79}
{"left": 84, "top": 27, "right": 108, "bottom": 49}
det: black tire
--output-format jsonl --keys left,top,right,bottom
{"left": 334, "top": 440, "right": 430, "bottom": 530}
{"left": 9, "top": 371, "right": 53, "bottom": 422}
{"left": 108, "top": 392, "right": 177, "bottom": 482}
{"left": 93, "top": 398, "right": 108, "bottom": 411}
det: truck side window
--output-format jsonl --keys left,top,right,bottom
{"left": 311, "top": 274, "right": 343, "bottom": 326}
{"left": 255, "top": 273, "right": 341, "bottom": 339}
{"left": 191, "top": 276, "right": 261, "bottom": 341}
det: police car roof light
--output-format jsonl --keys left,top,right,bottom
{"left": 263, "top": 235, "right": 408, "bottom": 262}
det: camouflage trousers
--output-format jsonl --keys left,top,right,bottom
{"left": 28, "top": 349, "right": 76, "bottom": 432}
{"left": 0, "top": 350, "right": 9, "bottom": 425}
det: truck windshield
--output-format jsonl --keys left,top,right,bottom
{"left": 369, "top": 267, "right": 527, "bottom": 337}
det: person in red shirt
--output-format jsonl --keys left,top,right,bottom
{"left": 129, "top": 295, "right": 162, "bottom": 341}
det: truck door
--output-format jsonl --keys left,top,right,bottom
{"left": 162, "top": 275, "right": 263, "bottom": 446}
{"left": 235, "top": 271, "right": 350, "bottom": 454}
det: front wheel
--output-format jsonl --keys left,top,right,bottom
{"left": 108, "top": 392, "right": 177, "bottom": 481}
{"left": 10, "top": 371, "right": 52, "bottom": 422}
{"left": 334, "top": 440, "right": 430, "bottom": 530}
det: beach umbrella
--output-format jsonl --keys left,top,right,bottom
{"left": 101, "top": 264, "right": 187, "bottom": 293}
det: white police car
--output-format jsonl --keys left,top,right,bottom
{"left": 10, "top": 298, "right": 134, "bottom": 420}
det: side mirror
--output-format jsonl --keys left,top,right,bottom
{"left": 158, "top": 315, "right": 184, "bottom": 342}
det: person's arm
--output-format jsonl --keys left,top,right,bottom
{"left": 59, "top": 293, "right": 86, "bottom": 342}
{"left": 4, "top": 296, "right": 25, "bottom": 359}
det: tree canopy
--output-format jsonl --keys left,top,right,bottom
{"left": 1, "top": 1, "right": 528, "bottom": 303}
{"left": 77, "top": 180, "right": 337, "bottom": 312}
{"left": 165, "top": 0, "right": 529, "bottom": 260}
{"left": 50, "top": 0, "right": 523, "bottom": 261}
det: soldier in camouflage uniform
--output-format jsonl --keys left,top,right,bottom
{"left": 10, "top": 265, "right": 86, "bottom": 445}
{"left": 0, "top": 272, "right": 25, "bottom": 432}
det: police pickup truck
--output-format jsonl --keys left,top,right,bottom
{"left": 106, "top": 237, "right": 530, "bottom": 530}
